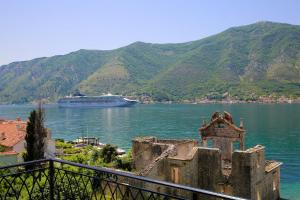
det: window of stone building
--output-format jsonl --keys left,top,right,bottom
{"left": 256, "top": 152, "right": 261, "bottom": 169}
{"left": 273, "top": 171, "right": 278, "bottom": 191}
{"left": 171, "top": 167, "right": 180, "bottom": 184}
{"left": 232, "top": 141, "right": 240, "bottom": 151}
{"left": 218, "top": 184, "right": 233, "bottom": 195}
{"left": 256, "top": 190, "right": 261, "bottom": 200}
{"left": 273, "top": 179, "right": 277, "bottom": 191}
{"left": 217, "top": 123, "right": 225, "bottom": 128}
{"left": 207, "top": 139, "right": 214, "bottom": 148}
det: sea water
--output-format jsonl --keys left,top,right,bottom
{"left": 0, "top": 104, "right": 299, "bottom": 199}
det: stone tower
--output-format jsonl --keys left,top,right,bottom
{"left": 199, "top": 111, "right": 245, "bottom": 170}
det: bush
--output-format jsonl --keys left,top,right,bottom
{"left": 115, "top": 150, "right": 133, "bottom": 171}
{"left": 55, "top": 141, "right": 73, "bottom": 149}
{"left": 100, "top": 144, "right": 117, "bottom": 163}
{"left": 55, "top": 138, "right": 65, "bottom": 143}
{"left": 0, "top": 145, "right": 6, "bottom": 152}
{"left": 91, "top": 148, "right": 102, "bottom": 163}
{"left": 62, "top": 154, "right": 88, "bottom": 164}
{"left": 63, "top": 148, "right": 81, "bottom": 154}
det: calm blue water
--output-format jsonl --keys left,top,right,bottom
{"left": 0, "top": 104, "right": 299, "bottom": 199}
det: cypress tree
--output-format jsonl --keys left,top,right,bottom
{"left": 23, "top": 103, "right": 48, "bottom": 162}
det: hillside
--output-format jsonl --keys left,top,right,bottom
{"left": 0, "top": 21, "right": 300, "bottom": 104}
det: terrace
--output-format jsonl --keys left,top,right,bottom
{"left": 0, "top": 158, "right": 247, "bottom": 200}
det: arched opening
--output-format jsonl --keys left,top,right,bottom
{"left": 171, "top": 167, "right": 180, "bottom": 184}
{"left": 207, "top": 139, "right": 214, "bottom": 148}
{"left": 232, "top": 141, "right": 240, "bottom": 151}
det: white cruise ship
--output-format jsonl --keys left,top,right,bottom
{"left": 58, "top": 92, "right": 138, "bottom": 107}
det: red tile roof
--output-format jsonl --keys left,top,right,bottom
{"left": 0, "top": 119, "right": 26, "bottom": 148}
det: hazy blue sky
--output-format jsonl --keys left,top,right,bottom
{"left": 1, "top": 0, "right": 300, "bottom": 65}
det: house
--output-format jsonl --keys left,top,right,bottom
{"left": 0, "top": 118, "right": 26, "bottom": 164}
{"left": 132, "top": 112, "right": 282, "bottom": 200}
{"left": 73, "top": 137, "right": 100, "bottom": 146}
{"left": 0, "top": 118, "right": 55, "bottom": 165}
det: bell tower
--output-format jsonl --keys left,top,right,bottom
{"left": 199, "top": 111, "right": 245, "bottom": 164}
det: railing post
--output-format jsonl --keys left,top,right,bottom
{"left": 49, "top": 159, "right": 54, "bottom": 200}
{"left": 192, "top": 192, "right": 197, "bottom": 200}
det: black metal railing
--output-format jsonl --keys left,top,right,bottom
{"left": 0, "top": 159, "right": 247, "bottom": 200}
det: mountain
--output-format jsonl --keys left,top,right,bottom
{"left": 0, "top": 21, "right": 300, "bottom": 104}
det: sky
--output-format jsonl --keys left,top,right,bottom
{"left": 1, "top": 0, "right": 300, "bottom": 65}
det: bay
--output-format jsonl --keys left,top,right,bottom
{"left": 0, "top": 104, "right": 299, "bottom": 199}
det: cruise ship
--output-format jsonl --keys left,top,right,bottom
{"left": 58, "top": 92, "right": 138, "bottom": 107}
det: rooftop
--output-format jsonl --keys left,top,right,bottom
{"left": 0, "top": 118, "right": 26, "bottom": 148}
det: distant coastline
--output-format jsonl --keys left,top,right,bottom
{"left": 1, "top": 100, "right": 300, "bottom": 106}
{"left": 140, "top": 100, "right": 300, "bottom": 105}
{"left": 138, "top": 96, "right": 300, "bottom": 105}
{"left": 1, "top": 95, "right": 300, "bottom": 106}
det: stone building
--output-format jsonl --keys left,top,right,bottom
{"left": 132, "top": 112, "right": 281, "bottom": 200}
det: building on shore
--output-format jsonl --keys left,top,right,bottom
{"left": 73, "top": 137, "right": 100, "bottom": 146}
{"left": 0, "top": 118, "right": 55, "bottom": 165}
{"left": 132, "top": 111, "right": 281, "bottom": 200}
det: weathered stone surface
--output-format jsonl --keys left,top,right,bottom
{"left": 132, "top": 112, "right": 281, "bottom": 200}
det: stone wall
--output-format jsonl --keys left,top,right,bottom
{"left": 170, "top": 140, "right": 197, "bottom": 159}
{"left": 132, "top": 137, "right": 169, "bottom": 171}
{"left": 231, "top": 145, "right": 281, "bottom": 200}
{"left": 132, "top": 137, "right": 197, "bottom": 172}
{"left": 197, "top": 147, "right": 225, "bottom": 200}
{"left": 132, "top": 136, "right": 281, "bottom": 200}
{"left": 231, "top": 149, "right": 252, "bottom": 197}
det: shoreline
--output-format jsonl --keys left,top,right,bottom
{"left": 139, "top": 98, "right": 300, "bottom": 105}
{"left": 1, "top": 101, "right": 300, "bottom": 107}
{"left": 142, "top": 101, "right": 300, "bottom": 105}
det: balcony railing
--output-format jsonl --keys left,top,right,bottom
{"left": 0, "top": 158, "right": 247, "bottom": 200}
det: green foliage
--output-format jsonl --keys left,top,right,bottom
{"left": 0, "top": 163, "right": 127, "bottom": 199}
{"left": 0, "top": 145, "right": 6, "bottom": 152}
{"left": 55, "top": 138, "right": 65, "bottom": 143}
{"left": 100, "top": 144, "right": 117, "bottom": 163}
{"left": 1, "top": 21, "right": 299, "bottom": 103}
{"left": 0, "top": 168, "right": 51, "bottom": 199}
{"left": 55, "top": 140, "right": 83, "bottom": 155}
{"left": 58, "top": 144, "right": 133, "bottom": 171}
{"left": 55, "top": 141, "right": 73, "bottom": 149}
{"left": 115, "top": 149, "right": 133, "bottom": 171}
{"left": 62, "top": 153, "right": 89, "bottom": 164}
{"left": 63, "top": 148, "right": 81, "bottom": 154}
{"left": 91, "top": 148, "right": 102, "bottom": 163}
{"left": 23, "top": 103, "right": 48, "bottom": 164}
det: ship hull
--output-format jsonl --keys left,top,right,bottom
{"left": 58, "top": 101, "right": 137, "bottom": 108}
{"left": 57, "top": 95, "right": 137, "bottom": 108}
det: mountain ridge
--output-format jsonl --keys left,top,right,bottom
{"left": 1, "top": 21, "right": 300, "bottom": 104}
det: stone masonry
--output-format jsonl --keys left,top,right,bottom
{"left": 132, "top": 111, "right": 282, "bottom": 200}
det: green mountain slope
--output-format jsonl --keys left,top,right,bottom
{"left": 0, "top": 21, "right": 300, "bottom": 104}
{"left": 149, "top": 22, "right": 300, "bottom": 100}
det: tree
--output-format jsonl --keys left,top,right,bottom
{"left": 0, "top": 145, "right": 6, "bottom": 152}
{"left": 23, "top": 103, "right": 48, "bottom": 162}
{"left": 115, "top": 149, "right": 133, "bottom": 171}
{"left": 91, "top": 148, "right": 102, "bottom": 163}
{"left": 100, "top": 144, "right": 117, "bottom": 163}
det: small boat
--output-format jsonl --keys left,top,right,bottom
{"left": 116, "top": 148, "right": 126, "bottom": 155}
